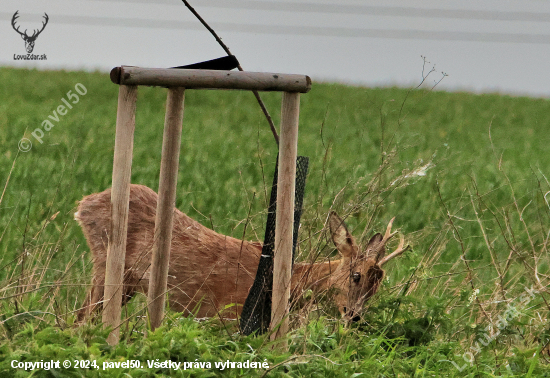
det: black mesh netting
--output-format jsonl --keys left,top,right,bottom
{"left": 240, "top": 156, "right": 309, "bottom": 335}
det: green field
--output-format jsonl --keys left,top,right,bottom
{"left": 1, "top": 66, "right": 550, "bottom": 377}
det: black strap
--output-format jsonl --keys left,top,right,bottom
{"left": 171, "top": 55, "right": 239, "bottom": 71}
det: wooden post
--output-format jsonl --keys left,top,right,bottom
{"left": 147, "top": 87, "right": 185, "bottom": 331}
{"left": 103, "top": 85, "right": 138, "bottom": 345}
{"left": 103, "top": 66, "right": 310, "bottom": 342}
{"left": 271, "top": 92, "right": 300, "bottom": 343}
{"left": 110, "top": 66, "right": 311, "bottom": 93}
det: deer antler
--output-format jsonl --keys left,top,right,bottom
{"left": 11, "top": 11, "right": 26, "bottom": 37}
{"left": 365, "top": 217, "right": 405, "bottom": 262}
{"left": 31, "top": 13, "right": 49, "bottom": 39}
{"left": 368, "top": 217, "right": 408, "bottom": 265}
{"left": 382, "top": 217, "right": 398, "bottom": 242}
{"left": 379, "top": 234, "right": 408, "bottom": 266}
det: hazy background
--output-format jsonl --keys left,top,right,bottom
{"left": 1, "top": 0, "right": 549, "bottom": 97}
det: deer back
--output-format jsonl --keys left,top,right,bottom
{"left": 75, "top": 184, "right": 262, "bottom": 317}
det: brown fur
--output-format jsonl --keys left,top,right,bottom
{"left": 76, "top": 184, "right": 405, "bottom": 321}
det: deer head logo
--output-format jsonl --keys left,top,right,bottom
{"left": 11, "top": 11, "right": 49, "bottom": 54}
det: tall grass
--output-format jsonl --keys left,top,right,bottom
{"left": 1, "top": 66, "right": 550, "bottom": 376}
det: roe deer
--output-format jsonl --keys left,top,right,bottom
{"left": 75, "top": 184, "right": 407, "bottom": 322}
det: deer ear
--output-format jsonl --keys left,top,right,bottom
{"left": 328, "top": 212, "right": 357, "bottom": 258}
{"left": 365, "top": 233, "right": 385, "bottom": 262}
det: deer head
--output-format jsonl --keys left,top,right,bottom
{"left": 326, "top": 212, "right": 406, "bottom": 321}
{"left": 12, "top": 11, "right": 49, "bottom": 54}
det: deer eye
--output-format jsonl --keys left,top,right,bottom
{"left": 352, "top": 272, "right": 361, "bottom": 282}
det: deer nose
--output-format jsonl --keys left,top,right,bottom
{"left": 344, "top": 308, "right": 361, "bottom": 322}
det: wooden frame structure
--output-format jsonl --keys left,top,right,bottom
{"left": 103, "top": 66, "right": 311, "bottom": 345}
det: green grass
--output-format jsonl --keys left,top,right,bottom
{"left": 1, "top": 66, "right": 550, "bottom": 377}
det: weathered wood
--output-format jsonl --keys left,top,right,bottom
{"left": 147, "top": 87, "right": 185, "bottom": 331}
{"left": 97, "top": 66, "right": 312, "bottom": 344}
{"left": 103, "top": 84, "right": 138, "bottom": 345}
{"left": 110, "top": 66, "right": 311, "bottom": 93}
{"left": 271, "top": 92, "right": 300, "bottom": 344}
